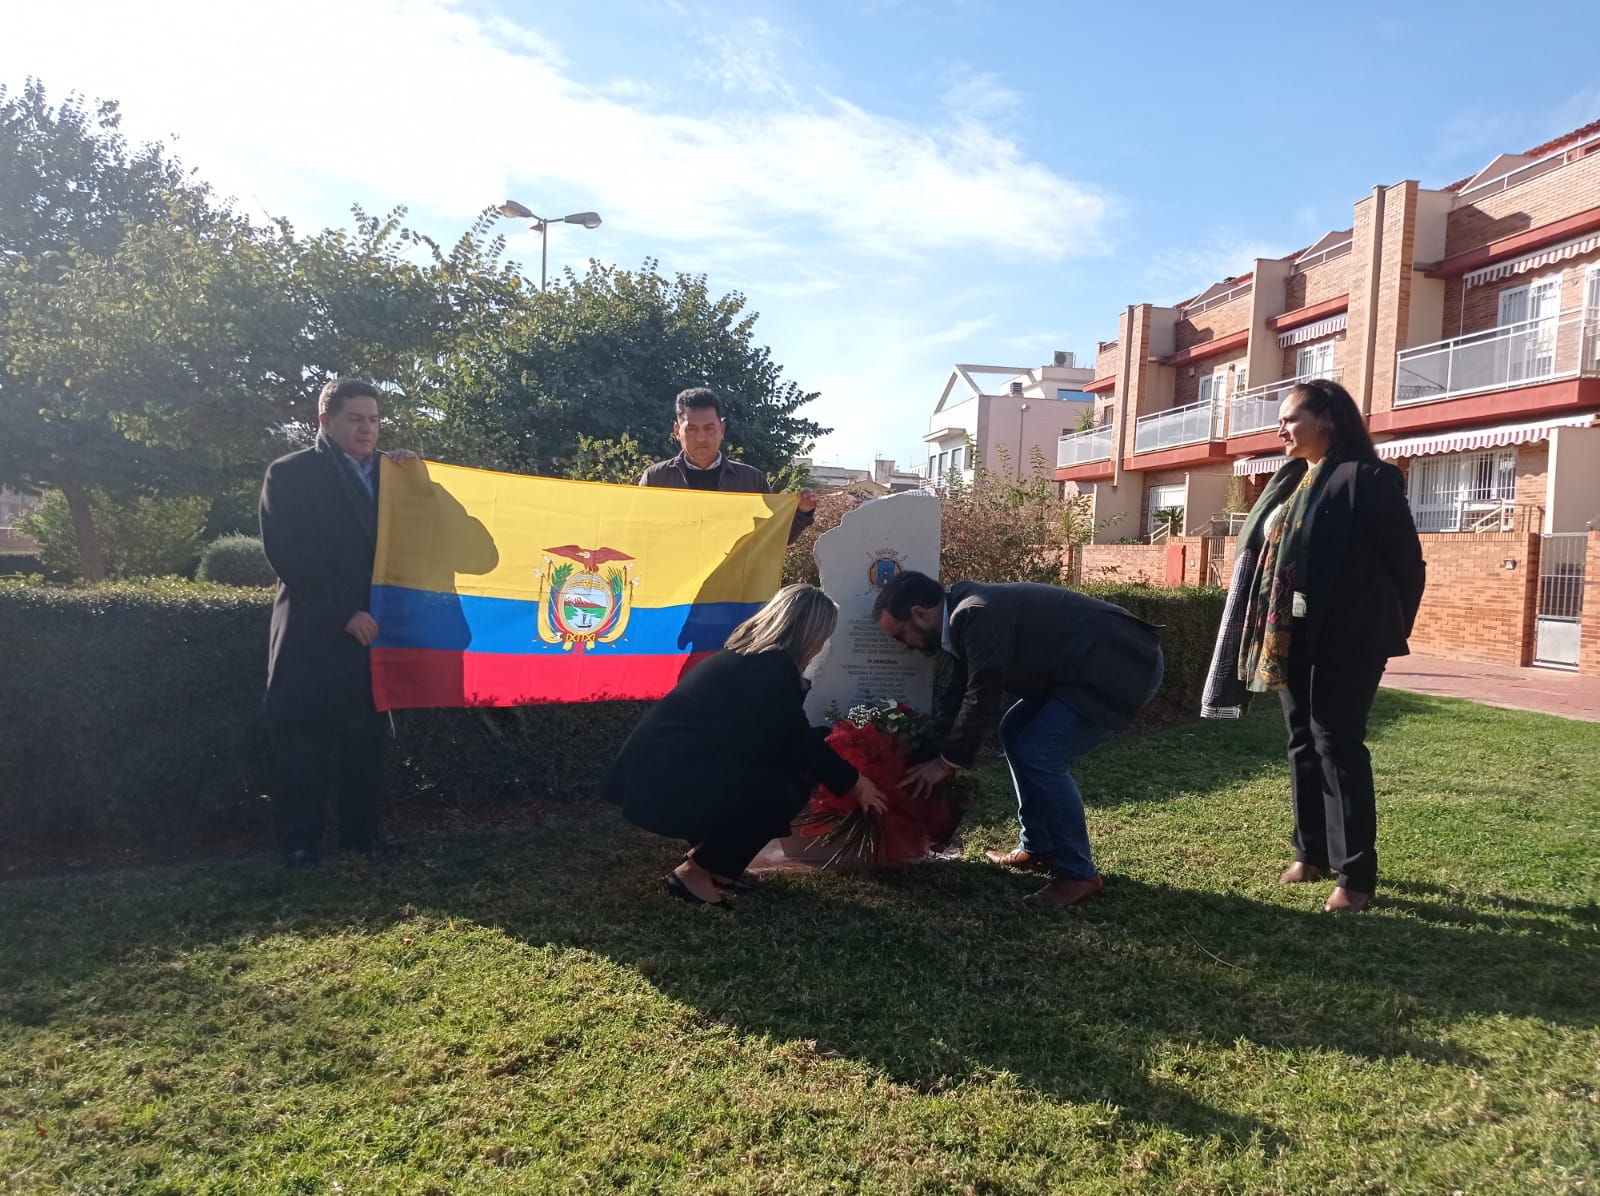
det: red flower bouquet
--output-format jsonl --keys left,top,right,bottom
{"left": 795, "top": 703, "right": 976, "bottom": 870}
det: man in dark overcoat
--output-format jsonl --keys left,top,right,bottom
{"left": 259, "top": 377, "right": 408, "bottom": 865}
{"left": 874, "top": 572, "right": 1165, "bottom": 908}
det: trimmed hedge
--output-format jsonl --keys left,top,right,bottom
{"left": 0, "top": 579, "right": 1224, "bottom": 858}
{"left": 0, "top": 552, "right": 47, "bottom": 578}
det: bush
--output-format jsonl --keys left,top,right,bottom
{"left": 0, "top": 577, "right": 1225, "bottom": 860}
{"left": 0, "top": 580, "right": 649, "bottom": 859}
{"left": 0, "top": 552, "right": 47, "bottom": 577}
{"left": 14, "top": 489, "right": 210, "bottom": 579}
{"left": 1075, "top": 583, "right": 1226, "bottom": 721}
{"left": 197, "top": 534, "right": 277, "bottom": 587}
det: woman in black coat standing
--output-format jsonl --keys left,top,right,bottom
{"left": 604, "top": 584, "right": 887, "bottom": 906}
{"left": 1204, "top": 379, "right": 1425, "bottom": 912}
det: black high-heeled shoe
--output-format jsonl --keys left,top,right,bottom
{"left": 665, "top": 873, "right": 726, "bottom": 907}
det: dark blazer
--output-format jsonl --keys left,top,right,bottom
{"left": 603, "top": 649, "right": 858, "bottom": 841}
{"left": 936, "top": 581, "right": 1164, "bottom": 768}
{"left": 1296, "top": 459, "right": 1426, "bottom": 664}
{"left": 258, "top": 437, "right": 383, "bottom": 717}
{"left": 639, "top": 451, "right": 815, "bottom": 543}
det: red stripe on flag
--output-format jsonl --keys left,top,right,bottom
{"left": 371, "top": 647, "right": 714, "bottom": 710}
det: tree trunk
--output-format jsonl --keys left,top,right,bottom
{"left": 60, "top": 482, "right": 107, "bottom": 582}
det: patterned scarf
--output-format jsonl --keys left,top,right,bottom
{"left": 1238, "top": 459, "right": 1326, "bottom": 693}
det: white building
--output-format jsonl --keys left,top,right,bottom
{"left": 925, "top": 353, "right": 1096, "bottom": 487}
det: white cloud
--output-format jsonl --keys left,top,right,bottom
{"left": 0, "top": 0, "right": 1107, "bottom": 264}
{"left": 0, "top": 0, "right": 1112, "bottom": 465}
{"left": 1140, "top": 233, "right": 1289, "bottom": 307}
{"left": 696, "top": 17, "right": 800, "bottom": 101}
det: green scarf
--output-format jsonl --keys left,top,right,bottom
{"left": 1237, "top": 458, "right": 1327, "bottom": 693}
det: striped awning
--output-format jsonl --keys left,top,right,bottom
{"left": 1233, "top": 453, "right": 1288, "bottom": 475}
{"left": 1375, "top": 412, "right": 1597, "bottom": 459}
{"left": 1278, "top": 313, "right": 1347, "bottom": 347}
{"left": 1464, "top": 231, "right": 1600, "bottom": 287}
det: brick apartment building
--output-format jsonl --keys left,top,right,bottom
{"left": 1059, "top": 119, "right": 1600, "bottom": 673}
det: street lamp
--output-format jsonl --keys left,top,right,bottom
{"left": 495, "top": 200, "right": 603, "bottom": 291}
{"left": 1016, "top": 402, "right": 1030, "bottom": 475}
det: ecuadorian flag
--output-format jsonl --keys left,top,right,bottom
{"left": 369, "top": 459, "right": 797, "bottom": 710}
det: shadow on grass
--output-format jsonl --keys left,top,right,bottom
{"left": 6, "top": 807, "right": 1597, "bottom": 1159}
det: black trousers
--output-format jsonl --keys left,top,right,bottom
{"left": 688, "top": 774, "right": 815, "bottom": 879}
{"left": 267, "top": 698, "right": 388, "bottom": 859}
{"left": 1279, "top": 650, "right": 1386, "bottom": 892}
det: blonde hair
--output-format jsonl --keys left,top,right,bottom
{"left": 724, "top": 584, "right": 838, "bottom": 665}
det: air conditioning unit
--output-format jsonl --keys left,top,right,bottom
{"left": 1052, "top": 350, "right": 1073, "bottom": 368}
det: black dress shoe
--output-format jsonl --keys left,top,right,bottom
{"left": 283, "top": 848, "right": 319, "bottom": 869}
{"left": 665, "top": 873, "right": 725, "bottom": 907}
{"left": 711, "top": 873, "right": 758, "bottom": 894}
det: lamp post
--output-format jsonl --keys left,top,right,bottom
{"left": 1016, "top": 402, "right": 1030, "bottom": 477}
{"left": 495, "top": 200, "right": 603, "bottom": 290}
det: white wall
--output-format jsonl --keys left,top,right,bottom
{"left": 981, "top": 394, "right": 1094, "bottom": 479}
{"left": 1546, "top": 426, "right": 1600, "bottom": 531}
{"left": 1183, "top": 469, "right": 1234, "bottom": 535}
{"left": 1087, "top": 481, "right": 1143, "bottom": 543}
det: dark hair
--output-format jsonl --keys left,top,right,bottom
{"left": 1286, "top": 378, "right": 1377, "bottom": 463}
{"left": 318, "top": 377, "right": 382, "bottom": 419}
{"left": 872, "top": 570, "right": 945, "bottom": 620}
{"left": 674, "top": 387, "right": 723, "bottom": 421}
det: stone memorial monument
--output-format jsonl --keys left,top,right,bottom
{"left": 803, "top": 491, "right": 942, "bottom": 723}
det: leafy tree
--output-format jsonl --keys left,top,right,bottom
{"left": 0, "top": 80, "right": 216, "bottom": 579}
{"left": 937, "top": 447, "right": 1091, "bottom": 585}
{"left": 433, "top": 259, "right": 825, "bottom": 479}
{"left": 15, "top": 489, "right": 208, "bottom": 578}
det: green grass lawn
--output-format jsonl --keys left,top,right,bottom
{"left": 2, "top": 690, "right": 1598, "bottom": 1195}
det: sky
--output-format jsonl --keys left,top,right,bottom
{"left": 5, "top": 0, "right": 1600, "bottom": 470}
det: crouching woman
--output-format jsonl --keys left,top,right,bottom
{"left": 603, "top": 584, "right": 887, "bottom": 906}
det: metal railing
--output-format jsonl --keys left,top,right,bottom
{"left": 1459, "top": 132, "right": 1600, "bottom": 199}
{"left": 1056, "top": 425, "right": 1114, "bottom": 468}
{"left": 1227, "top": 368, "right": 1344, "bottom": 436}
{"left": 1181, "top": 280, "right": 1253, "bottom": 317}
{"left": 1292, "top": 239, "right": 1353, "bottom": 272}
{"left": 1133, "top": 398, "right": 1222, "bottom": 454}
{"left": 1394, "top": 307, "right": 1600, "bottom": 407}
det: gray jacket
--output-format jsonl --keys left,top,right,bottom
{"left": 639, "top": 452, "right": 814, "bottom": 543}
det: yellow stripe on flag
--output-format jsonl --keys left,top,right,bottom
{"left": 374, "top": 459, "right": 798, "bottom": 607}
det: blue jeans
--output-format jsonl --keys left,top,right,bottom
{"left": 997, "top": 653, "right": 1164, "bottom": 881}
{"left": 998, "top": 698, "right": 1110, "bottom": 881}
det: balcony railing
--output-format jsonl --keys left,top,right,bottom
{"left": 1134, "top": 398, "right": 1222, "bottom": 454}
{"left": 1395, "top": 307, "right": 1600, "bottom": 407}
{"left": 1228, "top": 368, "right": 1344, "bottom": 436}
{"left": 1057, "top": 425, "right": 1113, "bottom": 468}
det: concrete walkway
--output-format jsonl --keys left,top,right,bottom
{"left": 1382, "top": 654, "right": 1600, "bottom": 722}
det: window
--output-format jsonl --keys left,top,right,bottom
{"left": 1147, "top": 483, "right": 1186, "bottom": 535}
{"left": 950, "top": 445, "right": 964, "bottom": 472}
{"left": 1587, "top": 265, "right": 1600, "bottom": 370}
{"left": 1196, "top": 370, "right": 1227, "bottom": 406}
{"left": 1407, "top": 449, "right": 1517, "bottom": 532}
{"left": 1056, "top": 388, "right": 1084, "bottom": 401}
{"left": 1497, "top": 276, "right": 1560, "bottom": 382}
{"left": 928, "top": 455, "right": 938, "bottom": 476}
{"left": 1296, "top": 340, "right": 1335, "bottom": 379}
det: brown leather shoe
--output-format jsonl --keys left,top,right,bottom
{"left": 1278, "top": 861, "right": 1330, "bottom": 884}
{"left": 1324, "top": 887, "right": 1373, "bottom": 913}
{"left": 985, "top": 848, "right": 1052, "bottom": 874}
{"left": 1022, "top": 874, "right": 1105, "bottom": 908}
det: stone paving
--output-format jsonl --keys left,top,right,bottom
{"left": 1382, "top": 654, "right": 1600, "bottom": 723}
